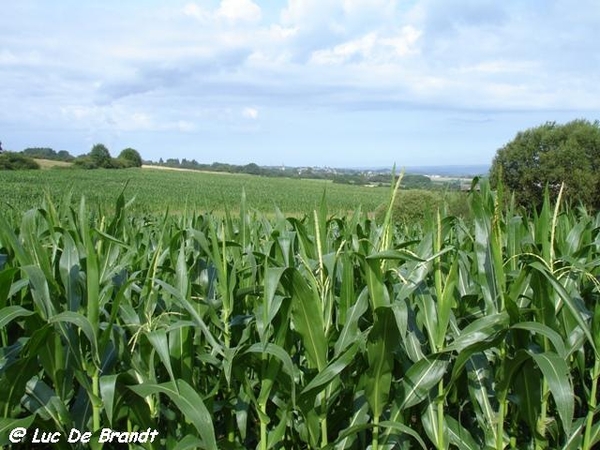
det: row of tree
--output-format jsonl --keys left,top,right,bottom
{"left": 73, "top": 144, "right": 142, "bottom": 169}
{"left": 21, "top": 147, "right": 75, "bottom": 161}
{"left": 0, "top": 144, "right": 143, "bottom": 171}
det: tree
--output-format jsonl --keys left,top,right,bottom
{"left": 57, "top": 150, "right": 74, "bottom": 161}
{"left": 89, "top": 143, "right": 112, "bottom": 168}
{"left": 118, "top": 148, "right": 142, "bottom": 167}
{"left": 22, "top": 147, "right": 56, "bottom": 159}
{"left": 242, "top": 162, "right": 262, "bottom": 175}
{"left": 489, "top": 119, "right": 600, "bottom": 210}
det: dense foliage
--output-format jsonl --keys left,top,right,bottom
{"left": 118, "top": 148, "right": 143, "bottom": 168}
{"left": 490, "top": 119, "right": 600, "bottom": 210}
{"left": 0, "top": 152, "right": 40, "bottom": 170}
{"left": 22, "top": 147, "right": 75, "bottom": 161}
{"left": 0, "top": 181, "right": 598, "bottom": 449}
{"left": 376, "top": 189, "right": 471, "bottom": 224}
{"left": 74, "top": 144, "right": 143, "bottom": 169}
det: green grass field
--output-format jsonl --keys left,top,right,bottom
{"left": 0, "top": 167, "right": 389, "bottom": 217}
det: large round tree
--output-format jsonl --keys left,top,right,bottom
{"left": 89, "top": 143, "right": 113, "bottom": 168}
{"left": 490, "top": 119, "right": 600, "bottom": 210}
{"left": 118, "top": 148, "right": 143, "bottom": 167}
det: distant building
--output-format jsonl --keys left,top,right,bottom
{"left": 0, "top": 141, "right": 3, "bottom": 153}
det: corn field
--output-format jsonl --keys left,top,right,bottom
{"left": 0, "top": 180, "right": 599, "bottom": 449}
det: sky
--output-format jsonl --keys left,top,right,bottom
{"left": 1, "top": 0, "right": 599, "bottom": 168}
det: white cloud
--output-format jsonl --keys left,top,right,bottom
{"left": 342, "top": 0, "right": 396, "bottom": 14}
{"left": 242, "top": 107, "right": 259, "bottom": 119}
{"left": 184, "top": 0, "right": 262, "bottom": 24}
{"left": 281, "top": 0, "right": 330, "bottom": 27}
{"left": 269, "top": 24, "right": 299, "bottom": 40}
{"left": 217, "top": 0, "right": 262, "bottom": 23}
{"left": 182, "top": 3, "right": 210, "bottom": 21}
{"left": 310, "top": 26, "right": 421, "bottom": 65}
{"left": 310, "top": 32, "right": 377, "bottom": 65}
{"left": 380, "top": 26, "right": 422, "bottom": 56}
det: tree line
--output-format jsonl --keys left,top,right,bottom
{"left": 3, "top": 118, "right": 600, "bottom": 212}
{"left": 0, "top": 144, "right": 142, "bottom": 170}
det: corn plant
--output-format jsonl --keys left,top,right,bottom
{"left": 0, "top": 180, "right": 599, "bottom": 449}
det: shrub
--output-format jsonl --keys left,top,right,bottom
{"left": 73, "top": 155, "right": 99, "bottom": 169}
{"left": 0, "top": 152, "right": 40, "bottom": 170}
{"left": 376, "top": 189, "right": 470, "bottom": 224}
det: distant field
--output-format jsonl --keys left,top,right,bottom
{"left": 33, "top": 158, "right": 73, "bottom": 169}
{"left": 0, "top": 166, "right": 391, "bottom": 216}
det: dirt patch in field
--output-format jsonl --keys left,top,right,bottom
{"left": 34, "top": 159, "right": 73, "bottom": 169}
{"left": 141, "top": 165, "right": 238, "bottom": 175}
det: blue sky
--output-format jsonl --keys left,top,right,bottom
{"left": 1, "top": 0, "right": 599, "bottom": 168}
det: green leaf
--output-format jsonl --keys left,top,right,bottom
{"left": 155, "top": 279, "right": 223, "bottom": 355}
{"left": 256, "top": 266, "right": 286, "bottom": 342}
{"left": 59, "top": 231, "right": 82, "bottom": 312}
{"left": 334, "top": 287, "right": 368, "bottom": 356}
{"left": 329, "top": 420, "right": 428, "bottom": 450}
{"left": 129, "top": 379, "right": 216, "bottom": 449}
{"left": 21, "top": 376, "right": 71, "bottom": 430}
{"left": 80, "top": 200, "right": 100, "bottom": 335}
{"left": 0, "top": 415, "right": 36, "bottom": 446}
{"left": 245, "top": 342, "right": 296, "bottom": 380}
{"left": 0, "top": 268, "right": 18, "bottom": 309}
{"left": 464, "top": 353, "right": 498, "bottom": 447}
{"left": 333, "top": 394, "right": 369, "bottom": 450}
{"left": 512, "top": 358, "right": 541, "bottom": 434}
{"left": 445, "top": 312, "right": 509, "bottom": 353}
{"left": 0, "top": 305, "right": 35, "bottom": 329}
{"left": 398, "top": 354, "right": 449, "bottom": 410}
{"left": 366, "top": 307, "right": 398, "bottom": 419}
{"left": 511, "top": 321, "right": 567, "bottom": 358}
{"left": 22, "top": 265, "right": 55, "bottom": 320}
{"left": 592, "top": 301, "right": 600, "bottom": 354}
{"left": 529, "top": 351, "right": 574, "bottom": 435}
{"left": 446, "top": 415, "right": 479, "bottom": 450}
{"left": 421, "top": 400, "right": 447, "bottom": 449}
{"left": 99, "top": 374, "right": 119, "bottom": 427}
{"left": 378, "top": 420, "right": 428, "bottom": 450}
{"left": 146, "top": 329, "right": 176, "bottom": 382}
{"left": 364, "top": 256, "right": 390, "bottom": 310}
{"left": 172, "top": 435, "right": 205, "bottom": 450}
{"left": 300, "top": 339, "right": 363, "bottom": 408}
{"left": 366, "top": 249, "right": 425, "bottom": 262}
{"left": 49, "top": 311, "right": 99, "bottom": 365}
{"left": 529, "top": 261, "right": 597, "bottom": 357}
{"left": 285, "top": 268, "right": 327, "bottom": 371}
